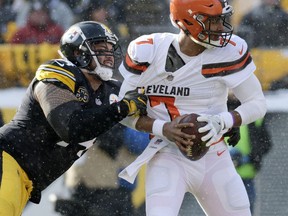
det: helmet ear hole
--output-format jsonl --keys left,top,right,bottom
{"left": 76, "top": 52, "right": 91, "bottom": 68}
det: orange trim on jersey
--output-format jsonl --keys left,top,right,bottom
{"left": 136, "top": 38, "right": 153, "bottom": 45}
{"left": 202, "top": 50, "right": 251, "bottom": 77}
{"left": 228, "top": 40, "right": 236, "bottom": 46}
{"left": 124, "top": 53, "right": 149, "bottom": 74}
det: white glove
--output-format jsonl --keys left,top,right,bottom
{"left": 197, "top": 113, "right": 233, "bottom": 147}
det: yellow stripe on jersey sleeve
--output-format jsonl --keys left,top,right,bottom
{"left": 36, "top": 64, "right": 76, "bottom": 91}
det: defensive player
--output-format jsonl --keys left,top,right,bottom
{"left": 118, "top": 0, "right": 267, "bottom": 215}
{"left": 0, "top": 21, "right": 147, "bottom": 216}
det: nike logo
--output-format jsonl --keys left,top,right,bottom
{"left": 217, "top": 150, "right": 226, "bottom": 156}
{"left": 239, "top": 45, "right": 244, "bottom": 55}
{"left": 55, "top": 60, "right": 65, "bottom": 67}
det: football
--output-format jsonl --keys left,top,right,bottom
{"left": 179, "top": 113, "right": 209, "bottom": 161}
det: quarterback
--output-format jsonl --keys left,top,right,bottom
{"left": 118, "top": 0, "right": 266, "bottom": 215}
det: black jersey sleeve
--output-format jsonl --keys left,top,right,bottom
{"left": 47, "top": 100, "right": 129, "bottom": 144}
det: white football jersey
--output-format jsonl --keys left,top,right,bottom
{"left": 119, "top": 32, "right": 256, "bottom": 122}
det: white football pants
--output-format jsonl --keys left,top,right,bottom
{"left": 145, "top": 142, "right": 251, "bottom": 216}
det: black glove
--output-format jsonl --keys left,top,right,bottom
{"left": 224, "top": 127, "right": 240, "bottom": 147}
{"left": 121, "top": 89, "right": 147, "bottom": 117}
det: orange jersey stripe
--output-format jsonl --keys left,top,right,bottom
{"left": 124, "top": 53, "right": 150, "bottom": 74}
{"left": 136, "top": 38, "right": 153, "bottom": 45}
{"left": 202, "top": 50, "right": 252, "bottom": 77}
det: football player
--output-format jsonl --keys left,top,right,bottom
{"left": 0, "top": 21, "right": 147, "bottom": 216}
{"left": 118, "top": 0, "right": 266, "bottom": 216}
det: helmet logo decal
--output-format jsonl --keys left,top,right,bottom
{"left": 66, "top": 28, "right": 81, "bottom": 43}
{"left": 100, "top": 23, "right": 112, "bottom": 34}
{"left": 76, "top": 86, "right": 89, "bottom": 103}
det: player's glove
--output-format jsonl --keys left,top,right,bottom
{"left": 121, "top": 89, "right": 147, "bottom": 117}
{"left": 197, "top": 113, "right": 233, "bottom": 147}
{"left": 224, "top": 127, "right": 240, "bottom": 147}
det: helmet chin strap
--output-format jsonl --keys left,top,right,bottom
{"left": 188, "top": 34, "right": 215, "bottom": 49}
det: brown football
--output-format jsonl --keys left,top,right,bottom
{"left": 179, "top": 113, "right": 209, "bottom": 161}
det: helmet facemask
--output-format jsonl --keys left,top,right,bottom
{"left": 191, "top": 13, "right": 233, "bottom": 48}
{"left": 79, "top": 39, "right": 122, "bottom": 81}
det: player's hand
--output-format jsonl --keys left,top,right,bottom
{"left": 197, "top": 114, "right": 229, "bottom": 147}
{"left": 224, "top": 127, "right": 240, "bottom": 147}
{"left": 162, "top": 115, "right": 195, "bottom": 152}
{"left": 122, "top": 89, "right": 147, "bottom": 117}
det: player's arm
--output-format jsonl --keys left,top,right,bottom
{"left": 136, "top": 115, "right": 195, "bottom": 151}
{"left": 222, "top": 73, "right": 266, "bottom": 127}
{"left": 231, "top": 74, "right": 266, "bottom": 125}
{"left": 198, "top": 74, "right": 266, "bottom": 146}
{"left": 34, "top": 81, "right": 147, "bottom": 144}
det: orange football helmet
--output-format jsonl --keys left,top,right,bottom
{"left": 170, "top": 0, "right": 234, "bottom": 48}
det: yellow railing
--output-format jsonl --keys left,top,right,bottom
{"left": 251, "top": 48, "right": 288, "bottom": 90}
{"left": 0, "top": 44, "right": 288, "bottom": 90}
{"left": 0, "top": 43, "right": 59, "bottom": 87}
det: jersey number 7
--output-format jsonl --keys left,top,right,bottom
{"left": 149, "top": 96, "right": 180, "bottom": 121}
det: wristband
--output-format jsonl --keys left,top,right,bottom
{"left": 152, "top": 119, "right": 167, "bottom": 137}
{"left": 219, "top": 112, "right": 234, "bottom": 129}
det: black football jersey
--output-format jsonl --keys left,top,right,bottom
{"left": 0, "top": 59, "right": 122, "bottom": 203}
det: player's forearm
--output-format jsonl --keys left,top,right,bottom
{"left": 48, "top": 101, "right": 128, "bottom": 143}
{"left": 135, "top": 116, "right": 155, "bottom": 133}
{"left": 232, "top": 74, "right": 267, "bottom": 125}
{"left": 35, "top": 81, "right": 129, "bottom": 143}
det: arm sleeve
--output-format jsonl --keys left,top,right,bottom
{"left": 35, "top": 81, "right": 129, "bottom": 144}
{"left": 118, "top": 63, "right": 143, "bottom": 129}
{"left": 232, "top": 74, "right": 267, "bottom": 125}
{"left": 47, "top": 100, "right": 128, "bottom": 144}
